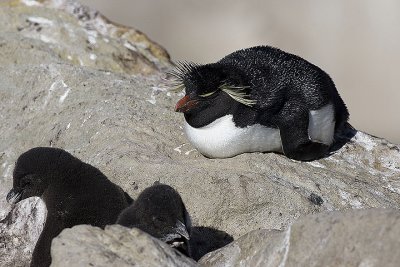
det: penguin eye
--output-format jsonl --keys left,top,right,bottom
{"left": 153, "top": 216, "right": 166, "bottom": 223}
{"left": 20, "top": 175, "right": 33, "bottom": 187}
{"left": 153, "top": 216, "right": 167, "bottom": 225}
{"left": 199, "top": 90, "right": 218, "bottom": 98}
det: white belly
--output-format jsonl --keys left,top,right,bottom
{"left": 184, "top": 115, "right": 283, "bottom": 158}
{"left": 184, "top": 103, "right": 336, "bottom": 159}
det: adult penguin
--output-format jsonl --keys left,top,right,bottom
{"left": 170, "top": 46, "right": 349, "bottom": 161}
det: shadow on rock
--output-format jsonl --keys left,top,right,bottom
{"left": 189, "top": 226, "right": 234, "bottom": 261}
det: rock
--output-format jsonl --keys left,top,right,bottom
{"left": 0, "top": 0, "right": 399, "bottom": 266}
{"left": 50, "top": 225, "right": 197, "bottom": 267}
{"left": 199, "top": 208, "right": 400, "bottom": 267}
{"left": 0, "top": 0, "right": 169, "bottom": 75}
{"left": 0, "top": 198, "right": 46, "bottom": 267}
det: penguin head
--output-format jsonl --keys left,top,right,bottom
{"left": 169, "top": 62, "right": 256, "bottom": 128}
{"left": 6, "top": 147, "right": 79, "bottom": 204}
{"left": 118, "top": 184, "right": 191, "bottom": 255}
{"left": 140, "top": 184, "right": 190, "bottom": 241}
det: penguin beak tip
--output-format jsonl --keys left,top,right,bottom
{"left": 175, "top": 95, "right": 198, "bottom": 113}
{"left": 6, "top": 189, "right": 22, "bottom": 204}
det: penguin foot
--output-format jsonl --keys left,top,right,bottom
{"left": 285, "top": 141, "right": 329, "bottom": 161}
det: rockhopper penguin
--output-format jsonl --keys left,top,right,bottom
{"left": 116, "top": 184, "right": 192, "bottom": 257}
{"left": 170, "top": 46, "right": 349, "bottom": 161}
{"left": 6, "top": 147, "right": 133, "bottom": 267}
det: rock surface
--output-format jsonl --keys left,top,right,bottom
{"left": 51, "top": 225, "right": 197, "bottom": 267}
{"left": 0, "top": 0, "right": 169, "bottom": 75}
{"left": 0, "top": 0, "right": 399, "bottom": 266}
{"left": 199, "top": 209, "right": 400, "bottom": 267}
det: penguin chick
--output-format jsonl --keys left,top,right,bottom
{"left": 6, "top": 147, "right": 132, "bottom": 267}
{"left": 170, "top": 46, "right": 349, "bottom": 161}
{"left": 116, "top": 184, "right": 191, "bottom": 256}
{"left": 189, "top": 226, "right": 234, "bottom": 261}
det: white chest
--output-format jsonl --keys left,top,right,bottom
{"left": 184, "top": 115, "right": 283, "bottom": 158}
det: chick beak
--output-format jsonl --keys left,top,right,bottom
{"left": 160, "top": 219, "right": 190, "bottom": 249}
{"left": 174, "top": 219, "right": 190, "bottom": 241}
{"left": 6, "top": 188, "right": 22, "bottom": 204}
{"left": 175, "top": 95, "right": 198, "bottom": 113}
{"left": 163, "top": 220, "right": 190, "bottom": 257}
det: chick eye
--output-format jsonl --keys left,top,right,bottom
{"left": 153, "top": 216, "right": 166, "bottom": 223}
{"left": 20, "top": 174, "right": 33, "bottom": 187}
{"left": 21, "top": 179, "right": 31, "bottom": 187}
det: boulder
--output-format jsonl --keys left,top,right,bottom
{"left": 51, "top": 225, "right": 197, "bottom": 267}
{"left": 199, "top": 209, "right": 400, "bottom": 267}
{"left": 0, "top": 0, "right": 399, "bottom": 266}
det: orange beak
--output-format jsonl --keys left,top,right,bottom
{"left": 175, "top": 95, "right": 198, "bottom": 113}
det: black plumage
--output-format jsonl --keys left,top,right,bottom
{"left": 6, "top": 147, "right": 132, "bottom": 267}
{"left": 171, "top": 45, "right": 349, "bottom": 161}
{"left": 116, "top": 184, "right": 191, "bottom": 256}
{"left": 189, "top": 226, "right": 234, "bottom": 261}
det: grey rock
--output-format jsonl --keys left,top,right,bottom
{"left": 199, "top": 209, "right": 400, "bottom": 267}
{"left": 199, "top": 229, "right": 287, "bottom": 267}
{"left": 0, "top": 0, "right": 170, "bottom": 75}
{"left": 50, "top": 225, "right": 197, "bottom": 267}
{"left": 0, "top": 198, "right": 46, "bottom": 267}
{"left": 0, "top": 0, "right": 399, "bottom": 266}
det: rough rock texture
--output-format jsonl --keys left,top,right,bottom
{"left": 0, "top": 0, "right": 399, "bottom": 266}
{"left": 199, "top": 209, "right": 400, "bottom": 267}
{"left": 51, "top": 225, "right": 197, "bottom": 267}
{"left": 1, "top": 0, "right": 170, "bottom": 75}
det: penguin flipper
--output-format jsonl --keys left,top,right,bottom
{"left": 31, "top": 217, "right": 64, "bottom": 267}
